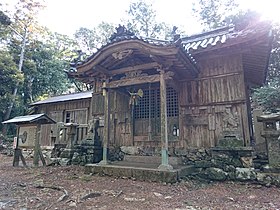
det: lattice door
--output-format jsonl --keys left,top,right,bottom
{"left": 134, "top": 87, "right": 178, "bottom": 137}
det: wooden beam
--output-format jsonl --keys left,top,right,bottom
{"left": 110, "top": 62, "right": 160, "bottom": 75}
{"left": 149, "top": 55, "right": 173, "bottom": 69}
{"left": 93, "top": 65, "right": 111, "bottom": 76}
{"left": 107, "top": 71, "right": 174, "bottom": 88}
{"left": 77, "top": 40, "right": 178, "bottom": 73}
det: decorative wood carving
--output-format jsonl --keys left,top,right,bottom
{"left": 121, "top": 70, "right": 148, "bottom": 79}
{"left": 222, "top": 108, "right": 239, "bottom": 131}
{"left": 111, "top": 62, "right": 160, "bottom": 75}
{"left": 107, "top": 71, "right": 174, "bottom": 89}
{"left": 109, "top": 25, "right": 135, "bottom": 42}
{"left": 112, "top": 50, "right": 133, "bottom": 60}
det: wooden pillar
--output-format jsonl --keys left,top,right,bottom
{"left": 158, "top": 70, "right": 173, "bottom": 170}
{"left": 99, "top": 81, "right": 110, "bottom": 165}
{"left": 33, "top": 124, "right": 46, "bottom": 167}
{"left": 148, "top": 83, "right": 152, "bottom": 141}
{"left": 33, "top": 124, "right": 41, "bottom": 166}
{"left": 13, "top": 127, "right": 20, "bottom": 167}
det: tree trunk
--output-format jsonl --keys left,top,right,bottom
{"left": 2, "top": 28, "right": 28, "bottom": 136}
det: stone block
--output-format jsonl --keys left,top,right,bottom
{"left": 235, "top": 167, "right": 256, "bottom": 181}
{"left": 120, "top": 146, "right": 141, "bottom": 155}
{"left": 59, "top": 158, "right": 71, "bottom": 166}
{"left": 267, "top": 138, "right": 280, "bottom": 168}
{"left": 194, "top": 160, "right": 213, "bottom": 168}
{"left": 240, "top": 157, "right": 253, "bottom": 168}
{"left": 204, "top": 167, "right": 228, "bottom": 181}
{"left": 179, "top": 166, "right": 202, "bottom": 176}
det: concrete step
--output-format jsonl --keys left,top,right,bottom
{"left": 123, "top": 155, "right": 182, "bottom": 166}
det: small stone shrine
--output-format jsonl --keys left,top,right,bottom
{"left": 257, "top": 113, "right": 280, "bottom": 170}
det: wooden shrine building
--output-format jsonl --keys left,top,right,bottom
{"left": 65, "top": 22, "right": 271, "bottom": 168}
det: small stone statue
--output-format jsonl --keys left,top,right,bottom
{"left": 222, "top": 108, "right": 239, "bottom": 131}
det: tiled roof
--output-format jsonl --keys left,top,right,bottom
{"left": 181, "top": 22, "right": 271, "bottom": 53}
{"left": 73, "top": 36, "right": 173, "bottom": 68}
{"left": 31, "top": 91, "right": 92, "bottom": 105}
{"left": 181, "top": 25, "right": 232, "bottom": 52}
{"left": 73, "top": 22, "right": 271, "bottom": 69}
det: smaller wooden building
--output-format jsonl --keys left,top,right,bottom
{"left": 31, "top": 91, "right": 92, "bottom": 147}
{"left": 2, "top": 114, "right": 56, "bottom": 166}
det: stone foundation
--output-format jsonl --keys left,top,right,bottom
{"left": 49, "top": 139, "right": 102, "bottom": 166}
{"left": 106, "top": 146, "right": 280, "bottom": 185}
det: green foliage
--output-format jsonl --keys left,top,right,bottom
{"left": 74, "top": 22, "right": 115, "bottom": 54}
{"left": 267, "top": 24, "right": 280, "bottom": 83}
{"left": 21, "top": 39, "right": 71, "bottom": 103}
{"left": 224, "top": 10, "right": 261, "bottom": 30}
{"left": 192, "top": 0, "right": 239, "bottom": 30}
{"left": 193, "top": 1, "right": 279, "bottom": 112}
{"left": 0, "top": 0, "right": 75, "bottom": 136}
{"left": 253, "top": 82, "right": 280, "bottom": 112}
{"left": 0, "top": 50, "right": 22, "bottom": 130}
{"left": 0, "top": 10, "right": 11, "bottom": 26}
{"left": 252, "top": 23, "right": 280, "bottom": 112}
{"left": 124, "top": 0, "right": 173, "bottom": 39}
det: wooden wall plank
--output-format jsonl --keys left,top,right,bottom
{"left": 179, "top": 54, "right": 249, "bottom": 148}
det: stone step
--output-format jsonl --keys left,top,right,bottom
{"left": 123, "top": 155, "right": 182, "bottom": 166}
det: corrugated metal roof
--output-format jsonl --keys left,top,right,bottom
{"left": 2, "top": 114, "right": 56, "bottom": 124}
{"left": 31, "top": 91, "right": 92, "bottom": 106}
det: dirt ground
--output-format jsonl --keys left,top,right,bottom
{"left": 0, "top": 154, "right": 280, "bottom": 210}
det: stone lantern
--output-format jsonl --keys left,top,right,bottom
{"left": 257, "top": 113, "right": 280, "bottom": 169}
{"left": 65, "top": 122, "right": 79, "bottom": 149}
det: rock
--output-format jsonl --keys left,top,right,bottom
{"left": 211, "top": 159, "right": 227, "bottom": 170}
{"left": 227, "top": 172, "right": 236, "bottom": 180}
{"left": 240, "top": 157, "right": 253, "bottom": 168}
{"left": 204, "top": 167, "right": 228, "bottom": 181}
{"left": 80, "top": 191, "right": 101, "bottom": 200}
{"left": 153, "top": 192, "right": 163, "bottom": 197}
{"left": 224, "top": 165, "right": 236, "bottom": 172}
{"left": 174, "top": 148, "right": 188, "bottom": 156}
{"left": 256, "top": 173, "right": 273, "bottom": 186}
{"left": 256, "top": 172, "right": 266, "bottom": 182}
{"left": 230, "top": 158, "right": 243, "bottom": 168}
{"left": 68, "top": 201, "right": 77, "bottom": 207}
{"left": 120, "top": 146, "right": 140, "bottom": 155}
{"left": 124, "top": 197, "right": 145, "bottom": 202}
{"left": 194, "top": 160, "right": 213, "bottom": 168}
{"left": 58, "top": 158, "right": 71, "bottom": 166}
{"left": 71, "top": 152, "right": 81, "bottom": 165}
{"left": 235, "top": 168, "right": 256, "bottom": 181}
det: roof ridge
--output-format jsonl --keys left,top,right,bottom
{"left": 31, "top": 91, "right": 92, "bottom": 106}
{"left": 181, "top": 25, "right": 234, "bottom": 41}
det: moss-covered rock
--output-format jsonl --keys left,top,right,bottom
{"left": 235, "top": 168, "right": 256, "bottom": 181}
{"left": 202, "top": 168, "right": 228, "bottom": 181}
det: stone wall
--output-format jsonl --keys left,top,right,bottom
{"left": 174, "top": 147, "right": 280, "bottom": 186}
{"left": 116, "top": 146, "right": 280, "bottom": 186}
{"left": 49, "top": 139, "right": 102, "bottom": 166}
